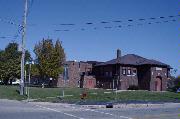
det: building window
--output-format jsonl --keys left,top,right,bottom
{"left": 63, "top": 67, "right": 69, "bottom": 80}
{"left": 78, "top": 62, "right": 80, "bottom": 68}
{"left": 127, "top": 69, "right": 131, "bottom": 75}
{"left": 132, "top": 69, "right": 137, "bottom": 75}
{"left": 156, "top": 67, "right": 162, "bottom": 71}
{"left": 158, "top": 73, "right": 160, "bottom": 76}
{"left": 122, "top": 69, "right": 126, "bottom": 75}
{"left": 109, "top": 72, "right": 112, "bottom": 77}
{"left": 105, "top": 72, "right": 109, "bottom": 76}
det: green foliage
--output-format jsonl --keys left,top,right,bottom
{"left": 0, "top": 42, "right": 31, "bottom": 85}
{"left": 167, "top": 76, "right": 180, "bottom": 92}
{"left": 31, "top": 64, "right": 40, "bottom": 76}
{"left": 175, "top": 76, "right": 180, "bottom": 87}
{"left": 34, "top": 38, "right": 66, "bottom": 80}
{"left": 25, "top": 50, "right": 32, "bottom": 62}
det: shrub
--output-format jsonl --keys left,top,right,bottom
{"left": 167, "top": 86, "right": 180, "bottom": 92}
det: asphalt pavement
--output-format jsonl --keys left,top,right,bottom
{"left": 0, "top": 99, "right": 180, "bottom": 119}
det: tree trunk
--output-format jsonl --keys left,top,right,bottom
{"left": 3, "top": 79, "right": 8, "bottom": 85}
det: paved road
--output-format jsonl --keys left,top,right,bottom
{"left": 0, "top": 99, "right": 180, "bottom": 119}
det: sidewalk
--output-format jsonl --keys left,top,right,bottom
{"left": 29, "top": 100, "right": 180, "bottom": 109}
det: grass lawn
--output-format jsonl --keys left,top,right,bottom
{"left": 0, "top": 85, "right": 180, "bottom": 103}
{"left": 0, "top": 85, "right": 27, "bottom": 100}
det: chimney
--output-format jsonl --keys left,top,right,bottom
{"left": 117, "top": 49, "right": 121, "bottom": 59}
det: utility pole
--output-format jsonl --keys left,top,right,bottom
{"left": 20, "top": 0, "right": 28, "bottom": 95}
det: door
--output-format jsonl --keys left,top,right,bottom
{"left": 155, "top": 76, "right": 162, "bottom": 91}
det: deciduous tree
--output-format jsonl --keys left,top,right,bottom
{"left": 0, "top": 42, "right": 31, "bottom": 85}
{"left": 34, "top": 38, "right": 65, "bottom": 82}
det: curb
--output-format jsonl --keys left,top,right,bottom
{"left": 80, "top": 103, "right": 180, "bottom": 109}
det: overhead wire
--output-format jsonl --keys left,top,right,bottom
{"left": 0, "top": 0, "right": 34, "bottom": 40}
{"left": 0, "top": 17, "right": 23, "bottom": 40}
{"left": 54, "top": 14, "right": 180, "bottom": 32}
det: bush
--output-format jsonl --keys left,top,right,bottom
{"left": 128, "top": 85, "right": 139, "bottom": 90}
{"left": 167, "top": 76, "right": 180, "bottom": 92}
{"left": 167, "top": 86, "right": 180, "bottom": 92}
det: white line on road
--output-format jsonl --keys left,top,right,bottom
{"left": 84, "top": 108, "right": 133, "bottom": 119}
{"left": 35, "top": 104, "right": 133, "bottom": 119}
{"left": 35, "top": 105, "right": 84, "bottom": 119}
{"left": 64, "top": 105, "right": 133, "bottom": 119}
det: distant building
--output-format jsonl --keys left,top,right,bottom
{"left": 57, "top": 61, "right": 100, "bottom": 88}
{"left": 93, "top": 49, "right": 171, "bottom": 91}
{"left": 58, "top": 49, "right": 171, "bottom": 91}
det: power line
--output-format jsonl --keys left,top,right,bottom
{"left": 0, "top": 16, "right": 23, "bottom": 40}
{"left": 53, "top": 14, "right": 179, "bottom": 27}
{"left": 0, "top": 17, "right": 22, "bottom": 27}
{"left": 54, "top": 16, "right": 179, "bottom": 32}
{"left": 0, "top": 0, "right": 33, "bottom": 41}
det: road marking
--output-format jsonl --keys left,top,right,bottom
{"left": 35, "top": 105, "right": 84, "bottom": 119}
{"left": 84, "top": 108, "right": 133, "bottom": 119}
{"left": 64, "top": 105, "right": 133, "bottom": 119}
{"left": 35, "top": 104, "right": 133, "bottom": 119}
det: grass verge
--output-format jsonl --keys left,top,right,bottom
{"left": 0, "top": 85, "right": 180, "bottom": 103}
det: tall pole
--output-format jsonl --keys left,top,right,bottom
{"left": 20, "top": 0, "right": 28, "bottom": 95}
{"left": 27, "top": 63, "right": 31, "bottom": 101}
{"left": 25, "top": 70, "right": 27, "bottom": 95}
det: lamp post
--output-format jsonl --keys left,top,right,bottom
{"left": 26, "top": 60, "right": 34, "bottom": 101}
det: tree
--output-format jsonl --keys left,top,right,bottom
{"left": 2, "top": 43, "right": 21, "bottom": 84}
{"left": 0, "top": 42, "right": 31, "bottom": 85}
{"left": 167, "top": 76, "right": 180, "bottom": 92}
{"left": 54, "top": 39, "right": 65, "bottom": 66}
{"left": 34, "top": 38, "right": 65, "bottom": 82}
{"left": 25, "top": 50, "right": 31, "bottom": 62}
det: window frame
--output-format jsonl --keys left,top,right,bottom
{"left": 132, "top": 69, "right": 137, "bottom": 75}
{"left": 122, "top": 68, "right": 126, "bottom": 75}
{"left": 105, "top": 72, "right": 109, "bottom": 76}
{"left": 127, "top": 69, "right": 131, "bottom": 75}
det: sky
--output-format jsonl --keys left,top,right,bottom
{"left": 0, "top": 0, "right": 179, "bottom": 76}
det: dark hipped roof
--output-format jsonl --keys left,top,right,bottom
{"left": 96, "top": 54, "right": 171, "bottom": 68}
{"left": 63, "top": 61, "right": 103, "bottom": 66}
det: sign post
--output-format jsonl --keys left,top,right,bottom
{"left": 62, "top": 64, "right": 68, "bottom": 97}
{"left": 26, "top": 60, "right": 34, "bottom": 101}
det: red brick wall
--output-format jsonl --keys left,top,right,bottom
{"left": 83, "top": 76, "right": 96, "bottom": 89}
{"left": 57, "top": 61, "right": 93, "bottom": 88}
{"left": 150, "top": 67, "right": 168, "bottom": 91}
